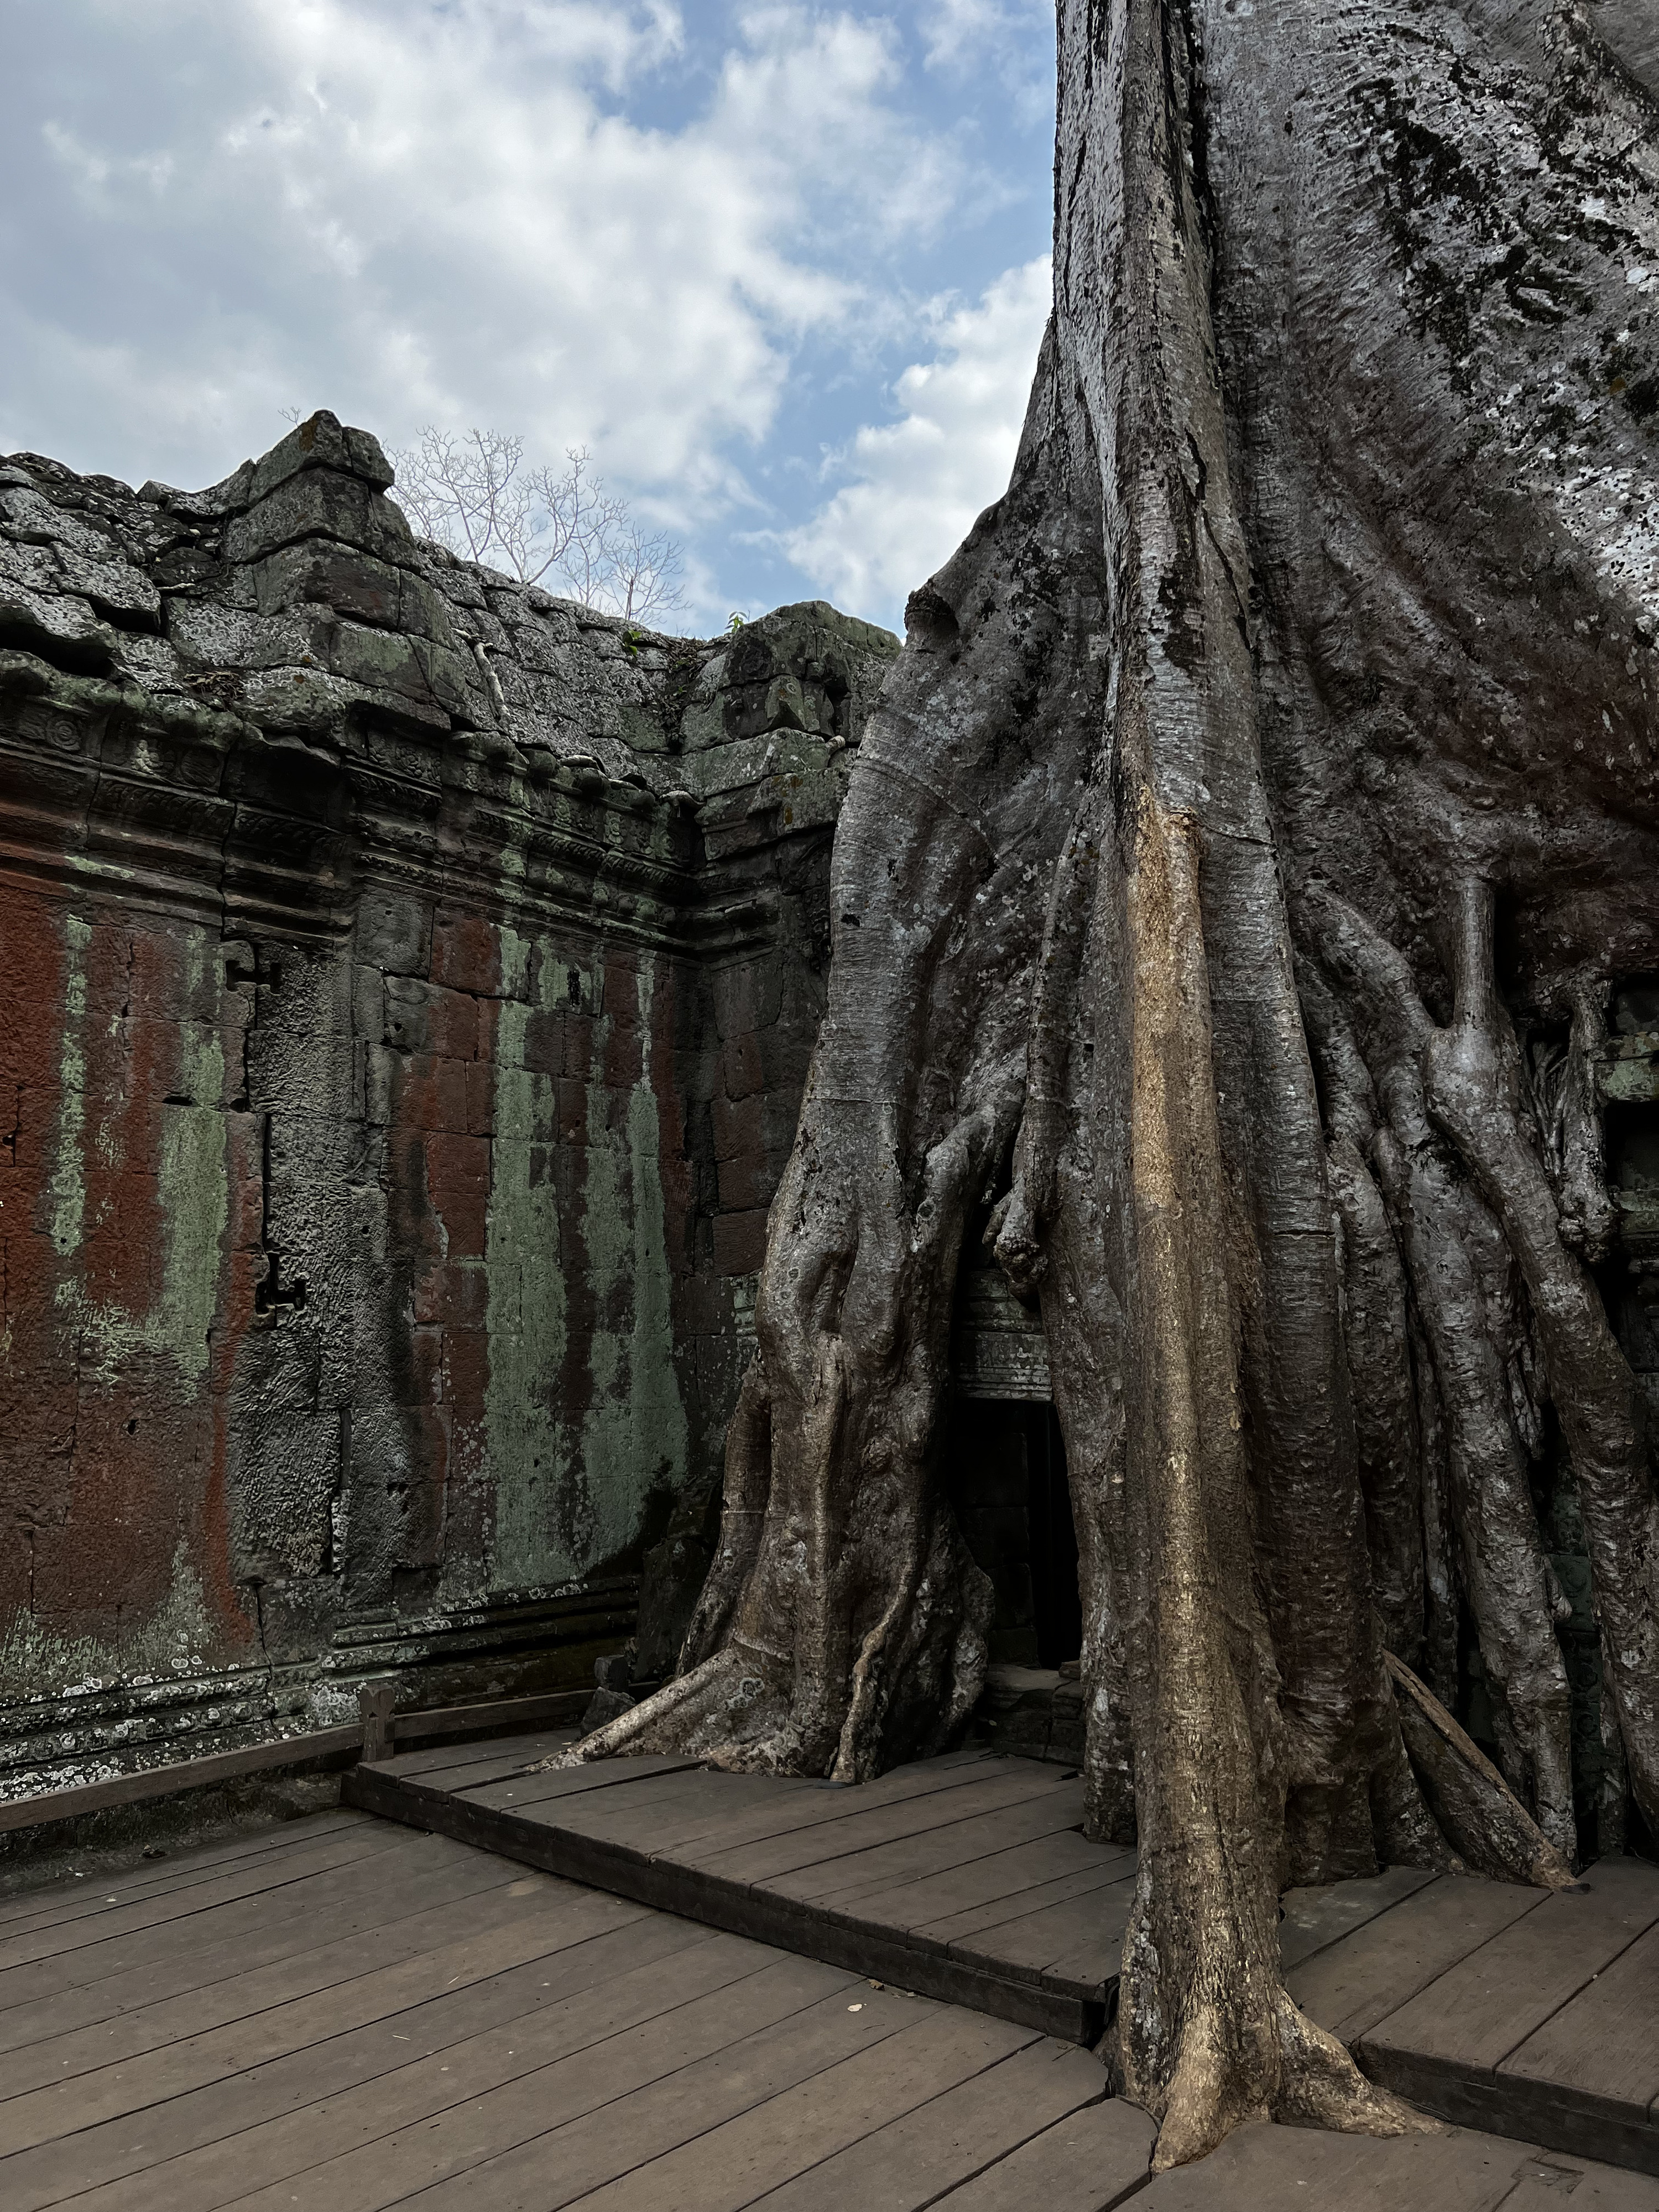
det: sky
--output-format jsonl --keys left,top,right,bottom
{"left": 0, "top": 1, "right": 1057, "bottom": 637}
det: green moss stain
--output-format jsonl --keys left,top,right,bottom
{"left": 578, "top": 956, "right": 687, "bottom": 1566}
{"left": 484, "top": 937, "right": 687, "bottom": 1588}
{"left": 486, "top": 928, "right": 571, "bottom": 1584}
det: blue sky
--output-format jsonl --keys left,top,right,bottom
{"left": 0, "top": 2, "right": 1057, "bottom": 634}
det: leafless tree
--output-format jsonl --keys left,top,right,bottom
{"left": 388, "top": 428, "right": 686, "bottom": 624}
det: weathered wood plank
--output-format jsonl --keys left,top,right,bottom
{"left": 0, "top": 1827, "right": 496, "bottom": 2027}
{"left": 751, "top": 2037, "right": 1109, "bottom": 2210}
{"left": 0, "top": 1864, "right": 638, "bottom": 2105}
{"left": 910, "top": 1856, "right": 1135, "bottom": 1950}
{"left": 0, "top": 1909, "right": 737, "bottom": 2212}
{"left": 0, "top": 1867, "right": 670, "bottom": 2157}
{"left": 1499, "top": 1916, "right": 1659, "bottom": 2128}
{"left": 765, "top": 1785, "right": 1094, "bottom": 1908}
{"left": 1285, "top": 1873, "right": 1547, "bottom": 2047}
{"left": 928, "top": 2095, "right": 1155, "bottom": 2211}
{"left": 0, "top": 1820, "right": 407, "bottom": 1981}
{"left": 1362, "top": 1859, "right": 1659, "bottom": 2073}
{"left": 946, "top": 1877, "right": 1133, "bottom": 1991}
{"left": 375, "top": 1730, "right": 577, "bottom": 1787}
{"left": 656, "top": 1748, "right": 1005, "bottom": 1865}
{"left": 1277, "top": 1864, "right": 1441, "bottom": 1972}
{"left": 684, "top": 1767, "right": 1079, "bottom": 1890}
{"left": 1359, "top": 1859, "right": 1659, "bottom": 2172}
{"left": 217, "top": 1955, "right": 888, "bottom": 2212}
{"left": 1130, "top": 2119, "right": 1659, "bottom": 2209}
{"left": 822, "top": 1827, "right": 1129, "bottom": 1933}
{"left": 347, "top": 1765, "right": 1100, "bottom": 2041}
{"left": 0, "top": 1810, "right": 369, "bottom": 1935}
{"left": 462, "top": 2006, "right": 1042, "bottom": 2212}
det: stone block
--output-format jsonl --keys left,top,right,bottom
{"left": 520, "top": 1007, "right": 564, "bottom": 1078}
{"left": 413, "top": 1261, "right": 490, "bottom": 1331}
{"left": 430, "top": 914, "right": 501, "bottom": 996}
{"left": 226, "top": 467, "right": 414, "bottom": 568}
{"left": 712, "top": 1092, "right": 764, "bottom": 1163}
{"left": 354, "top": 894, "right": 432, "bottom": 978}
{"left": 246, "top": 410, "right": 396, "bottom": 504}
{"left": 722, "top": 1028, "right": 764, "bottom": 1101}
{"left": 555, "top": 1076, "right": 591, "bottom": 1145}
{"left": 384, "top": 977, "right": 481, "bottom": 1062}
{"left": 712, "top": 1207, "right": 769, "bottom": 1276}
{"left": 716, "top": 1150, "right": 776, "bottom": 1213}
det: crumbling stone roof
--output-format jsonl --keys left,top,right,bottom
{"left": 0, "top": 409, "right": 899, "bottom": 821}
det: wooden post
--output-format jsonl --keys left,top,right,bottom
{"left": 358, "top": 1680, "right": 395, "bottom": 1764}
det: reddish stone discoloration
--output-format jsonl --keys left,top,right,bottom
{"left": 0, "top": 431, "right": 897, "bottom": 1776}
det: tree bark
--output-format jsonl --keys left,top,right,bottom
{"left": 565, "top": 0, "right": 1659, "bottom": 2169}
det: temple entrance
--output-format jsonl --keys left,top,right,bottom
{"left": 945, "top": 1400, "right": 1081, "bottom": 1671}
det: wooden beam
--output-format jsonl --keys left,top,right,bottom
{"left": 0, "top": 1687, "right": 589, "bottom": 1837}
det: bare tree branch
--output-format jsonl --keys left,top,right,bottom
{"left": 389, "top": 430, "right": 686, "bottom": 622}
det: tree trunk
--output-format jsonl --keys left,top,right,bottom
{"left": 565, "top": 0, "right": 1659, "bottom": 2169}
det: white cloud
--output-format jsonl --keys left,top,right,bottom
{"left": 1, "top": 3, "right": 956, "bottom": 517}
{"left": 782, "top": 253, "right": 1050, "bottom": 626}
{"left": 921, "top": 0, "right": 1055, "bottom": 129}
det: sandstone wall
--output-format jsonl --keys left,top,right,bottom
{"left": 0, "top": 413, "right": 896, "bottom": 1792}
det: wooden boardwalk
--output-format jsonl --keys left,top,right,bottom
{"left": 0, "top": 1803, "right": 1653, "bottom": 2209}
{"left": 348, "top": 1732, "right": 1659, "bottom": 2178}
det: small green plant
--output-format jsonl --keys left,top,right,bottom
{"left": 727, "top": 611, "right": 747, "bottom": 632}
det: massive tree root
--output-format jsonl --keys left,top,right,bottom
{"left": 566, "top": 0, "right": 1659, "bottom": 2169}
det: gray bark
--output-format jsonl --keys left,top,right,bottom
{"left": 562, "top": 0, "right": 1659, "bottom": 2169}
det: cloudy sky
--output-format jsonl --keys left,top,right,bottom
{"left": 1, "top": 1, "right": 1056, "bottom": 635}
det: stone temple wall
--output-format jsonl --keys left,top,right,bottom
{"left": 0, "top": 411, "right": 897, "bottom": 1794}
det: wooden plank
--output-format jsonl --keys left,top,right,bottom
{"left": 684, "top": 1766, "right": 1079, "bottom": 1889}
{"left": 0, "top": 1855, "right": 575, "bottom": 2080}
{"left": 0, "top": 1827, "right": 498, "bottom": 2025}
{"left": 912, "top": 1857, "right": 1135, "bottom": 1950}
{"left": 751, "top": 2037, "right": 1108, "bottom": 2210}
{"left": 215, "top": 1953, "right": 885, "bottom": 2212}
{"left": 0, "top": 1862, "right": 638, "bottom": 2106}
{"left": 471, "top": 1761, "right": 805, "bottom": 1836}
{"left": 346, "top": 1764, "right": 1100, "bottom": 2042}
{"left": 0, "top": 1726, "right": 363, "bottom": 1835}
{"left": 442, "top": 1749, "right": 708, "bottom": 1804}
{"left": 652, "top": 1749, "right": 1006, "bottom": 1864}
{"left": 928, "top": 2096, "right": 1155, "bottom": 2211}
{"left": 0, "top": 1864, "right": 666, "bottom": 2157}
{"left": 1278, "top": 1864, "right": 1440, "bottom": 1971}
{"left": 0, "top": 1692, "right": 589, "bottom": 1840}
{"left": 389, "top": 1692, "right": 586, "bottom": 1748}
{"left": 944, "top": 1875, "right": 1135, "bottom": 1995}
{"left": 0, "top": 1809, "right": 369, "bottom": 1934}
{"left": 0, "top": 1909, "right": 738, "bottom": 2212}
{"left": 262, "top": 1971, "right": 926, "bottom": 2212}
{"left": 1500, "top": 1916, "right": 1659, "bottom": 2124}
{"left": 1129, "top": 2118, "right": 1587, "bottom": 2209}
{"left": 821, "top": 1827, "right": 1129, "bottom": 1933}
{"left": 0, "top": 1810, "right": 377, "bottom": 1943}
{"left": 529, "top": 2006, "right": 1041, "bottom": 2212}
{"left": 766, "top": 1785, "right": 1095, "bottom": 1908}
{"left": 1362, "top": 1859, "right": 1659, "bottom": 2073}
{"left": 1359, "top": 1859, "right": 1659, "bottom": 2171}
{"left": 373, "top": 1730, "right": 577, "bottom": 1786}
{"left": 1285, "top": 1874, "right": 1547, "bottom": 2047}
{"left": 0, "top": 1819, "right": 405, "bottom": 1979}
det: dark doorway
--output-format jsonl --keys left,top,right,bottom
{"left": 945, "top": 1400, "right": 1081, "bottom": 1670}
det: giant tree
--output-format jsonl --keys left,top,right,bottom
{"left": 566, "top": 0, "right": 1659, "bottom": 2168}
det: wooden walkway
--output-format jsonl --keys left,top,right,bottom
{"left": 347, "top": 1732, "right": 1659, "bottom": 2178}
{"left": 0, "top": 1803, "right": 1653, "bottom": 2209}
